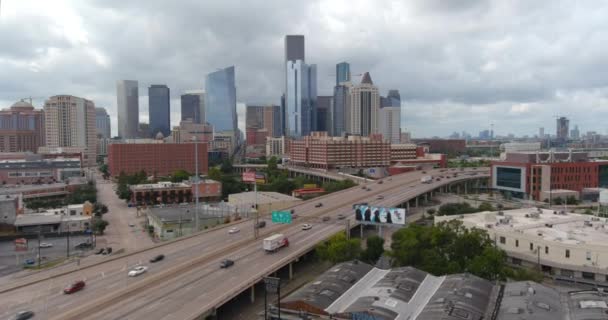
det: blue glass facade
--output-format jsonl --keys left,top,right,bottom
{"left": 181, "top": 93, "right": 203, "bottom": 124}
{"left": 205, "top": 66, "right": 237, "bottom": 134}
{"left": 336, "top": 62, "right": 351, "bottom": 85}
{"left": 286, "top": 60, "right": 317, "bottom": 137}
{"left": 496, "top": 167, "right": 522, "bottom": 189}
{"left": 148, "top": 85, "right": 170, "bottom": 137}
{"left": 331, "top": 84, "right": 349, "bottom": 136}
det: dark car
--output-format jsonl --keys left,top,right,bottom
{"left": 149, "top": 254, "right": 165, "bottom": 263}
{"left": 220, "top": 259, "right": 234, "bottom": 269}
{"left": 14, "top": 311, "right": 35, "bottom": 320}
{"left": 337, "top": 214, "right": 346, "bottom": 220}
{"left": 24, "top": 258, "right": 35, "bottom": 266}
{"left": 378, "top": 180, "right": 383, "bottom": 184}
{"left": 74, "top": 242, "right": 92, "bottom": 250}
{"left": 256, "top": 221, "right": 266, "bottom": 229}
{"left": 315, "top": 203, "right": 323, "bottom": 208}
{"left": 103, "top": 247, "right": 113, "bottom": 255}
{"left": 63, "top": 280, "right": 85, "bottom": 294}
{"left": 322, "top": 216, "right": 331, "bottom": 222}
{"left": 95, "top": 248, "right": 105, "bottom": 255}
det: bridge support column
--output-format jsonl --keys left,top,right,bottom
{"left": 406, "top": 202, "right": 410, "bottom": 211}
{"left": 360, "top": 224, "right": 364, "bottom": 238}
{"left": 289, "top": 262, "right": 293, "bottom": 280}
{"left": 425, "top": 193, "right": 428, "bottom": 203}
{"left": 465, "top": 182, "right": 468, "bottom": 194}
{"left": 415, "top": 197, "right": 419, "bottom": 207}
{"left": 250, "top": 285, "right": 255, "bottom": 303}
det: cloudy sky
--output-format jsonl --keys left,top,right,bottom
{"left": 1, "top": 0, "right": 608, "bottom": 138}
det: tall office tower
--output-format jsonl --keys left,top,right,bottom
{"left": 116, "top": 80, "right": 139, "bottom": 139}
{"left": 180, "top": 91, "right": 205, "bottom": 124}
{"left": 316, "top": 96, "right": 332, "bottom": 132}
{"left": 286, "top": 60, "right": 317, "bottom": 137}
{"left": 205, "top": 66, "right": 237, "bottom": 136}
{"left": 262, "top": 105, "right": 280, "bottom": 138}
{"left": 332, "top": 82, "right": 351, "bottom": 136}
{"left": 539, "top": 127, "right": 545, "bottom": 139}
{"left": 387, "top": 90, "right": 401, "bottom": 105}
{"left": 570, "top": 125, "right": 580, "bottom": 140}
{"left": 348, "top": 72, "right": 379, "bottom": 137}
{"left": 95, "top": 107, "right": 111, "bottom": 138}
{"left": 148, "top": 84, "right": 171, "bottom": 137}
{"left": 246, "top": 105, "right": 265, "bottom": 129}
{"left": 283, "top": 35, "right": 306, "bottom": 137}
{"left": 379, "top": 106, "right": 401, "bottom": 143}
{"left": 556, "top": 116, "right": 569, "bottom": 141}
{"left": 0, "top": 100, "right": 45, "bottom": 153}
{"left": 44, "top": 95, "right": 97, "bottom": 166}
{"left": 336, "top": 62, "right": 351, "bottom": 85}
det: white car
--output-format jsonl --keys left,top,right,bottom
{"left": 228, "top": 227, "right": 240, "bottom": 234}
{"left": 301, "top": 224, "right": 312, "bottom": 230}
{"left": 39, "top": 242, "right": 53, "bottom": 248}
{"left": 128, "top": 266, "right": 148, "bottom": 277}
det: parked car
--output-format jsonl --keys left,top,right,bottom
{"left": 315, "top": 203, "right": 323, "bottom": 208}
{"left": 149, "top": 254, "right": 165, "bottom": 263}
{"left": 23, "top": 258, "right": 35, "bottom": 266}
{"left": 14, "top": 311, "right": 35, "bottom": 320}
{"left": 255, "top": 221, "right": 266, "bottom": 228}
{"left": 322, "top": 216, "right": 331, "bottom": 222}
{"left": 337, "top": 214, "right": 346, "bottom": 220}
{"left": 74, "top": 242, "right": 92, "bottom": 250}
{"left": 228, "top": 227, "right": 240, "bottom": 234}
{"left": 301, "top": 224, "right": 312, "bottom": 230}
{"left": 95, "top": 248, "right": 105, "bottom": 255}
{"left": 63, "top": 280, "right": 85, "bottom": 294}
{"left": 220, "top": 259, "right": 234, "bottom": 268}
{"left": 39, "top": 242, "right": 53, "bottom": 248}
{"left": 128, "top": 266, "right": 148, "bottom": 277}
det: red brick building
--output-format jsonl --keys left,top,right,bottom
{"left": 491, "top": 151, "right": 608, "bottom": 201}
{"left": 411, "top": 139, "right": 466, "bottom": 155}
{"left": 130, "top": 179, "right": 221, "bottom": 205}
{"left": 288, "top": 133, "right": 391, "bottom": 169}
{"left": 108, "top": 142, "right": 208, "bottom": 177}
{"left": 246, "top": 128, "right": 269, "bottom": 146}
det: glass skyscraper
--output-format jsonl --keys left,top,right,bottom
{"left": 336, "top": 62, "right": 351, "bottom": 85}
{"left": 148, "top": 84, "right": 170, "bottom": 137}
{"left": 116, "top": 80, "right": 139, "bottom": 139}
{"left": 331, "top": 83, "right": 350, "bottom": 136}
{"left": 286, "top": 60, "right": 317, "bottom": 137}
{"left": 205, "top": 66, "right": 237, "bottom": 135}
{"left": 180, "top": 91, "right": 205, "bottom": 124}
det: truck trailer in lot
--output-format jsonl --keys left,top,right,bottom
{"left": 263, "top": 234, "right": 289, "bottom": 252}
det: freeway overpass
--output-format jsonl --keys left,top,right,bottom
{"left": 0, "top": 168, "right": 488, "bottom": 320}
{"left": 233, "top": 164, "right": 369, "bottom": 184}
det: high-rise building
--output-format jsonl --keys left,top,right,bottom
{"left": 539, "top": 127, "right": 545, "bottom": 139}
{"left": 378, "top": 106, "right": 401, "bottom": 144}
{"left": 387, "top": 90, "right": 401, "bottom": 106}
{"left": 316, "top": 96, "right": 332, "bottom": 132}
{"left": 148, "top": 84, "right": 170, "bottom": 137}
{"left": 95, "top": 107, "right": 111, "bottom": 138}
{"left": 245, "top": 105, "right": 281, "bottom": 142}
{"left": 336, "top": 62, "right": 351, "bottom": 85}
{"left": 0, "top": 100, "right": 45, "bottom": 153}
{"left": 43, "top": 95, "right": 97, "bottom": 166}
{"left": 246, "top": 105, "right": 265, "bottom": 130}
{"left": 286, "top": 60, "right": 317, "bottom": 137}
{"left": 205, "top": 66, "right": 237, "bottom": 136}
{"left": 331, "top": 82, "right": 351, "bottom": 137}
{"left": 171, "top": 120, "right": 213, "bottom": 143}
{"left": 116, "top": 80, "right": 139, "bottom": 139}
{"left": 284, "top": 35, "right": 305, "bottom": 63}
{"left": 348, "top": 72, "right": 379, "bottom": 137}
{"left": 556, "top": 116, "right": 569, "bottom": 142}
{"left": 571, "top": 125, "right": 580, "bottom": 140}
{"left": 180, "top": 91, "right": 205, "bottom": 124}
{"left": 264, "top": 105, "right": 281, "bottom": 138}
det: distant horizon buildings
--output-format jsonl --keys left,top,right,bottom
{"left": 0, "top": 100, "right": 45, "bottom": 153}
{"left": 148, "top": 84, "right": 171, "bottom": 138}
{"left": 556, "top": 116, "right": 569, "bottom": 142}
{"left": 43, "top": 95, "right": 97, "bottom": 166}
{"left": 205, "top": 66, "right": 237, "bottom": 140}
{"left": 116, "top": 80, "right": 139, "bottom": 139}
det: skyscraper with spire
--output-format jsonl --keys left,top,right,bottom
{"left": 348, "top": 72, "right": 379, "bottom": 136}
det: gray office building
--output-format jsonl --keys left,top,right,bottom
{"left": 180, "top": 91, "right": 205, "bottom": 124}
{"left": 336, "top": 62, "right": 351, "bottom": 85}
{"left": 316, "top": 96, "right": 332, "bottom": 132}
{"left": 95, "top": 107, "right": 111, "bottom": 138}
{"left": 148, "top": 84, "right": 170, "bottom": 137}
{"left": 116, "top": 80, "right": 139, "bottom": 139}
{"left": 285, "top": 35, "right": 305, "bottom": 63}
{"left": 205, "top": 66, "right": 237, "bottom": 135}
{"left": 331, "top": 83, "right": 350, "bottom": 136}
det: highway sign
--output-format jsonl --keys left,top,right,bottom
{"left": 271, "top": 211, "right": 292, "bottom": 224}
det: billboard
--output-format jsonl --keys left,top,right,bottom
{"left": 354, "top": 205, "right": 406, "bottom": 225}
{"left": 242, "top": 171, "right": 256, "bottom": 183}
{"left": 271, "top": 210, "right": 292, "bottom": 224}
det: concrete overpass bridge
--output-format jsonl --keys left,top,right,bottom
{"left": 233, "top": 164, "right": 368, "bottom": 184}
{"left": 0, "top": 168, "right": 489, "bottom": 320}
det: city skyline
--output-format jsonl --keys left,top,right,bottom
{"left": 2, "top": 1, "right": 608, "bottom": 138}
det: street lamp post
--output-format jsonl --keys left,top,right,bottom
{"left": 193, "top": 136, "right": 200, "bottom": 232}
{"left": 66, "top": 223, "right": 70, "bottom": 258}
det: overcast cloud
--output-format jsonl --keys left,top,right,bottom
{"left": 1, "top": 0, "right": 608, "bottom": 138}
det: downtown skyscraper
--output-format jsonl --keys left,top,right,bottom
{"left": 205, "top": 66, "right": 237, "bottom": 136}
{"left": 95, "top": 107, "right": 111, "bottom": 138}
{"left": 348, "top": 72, "right": 379, "bottom": 137}
{"left": 148, "top": 84, "right": 171, "bottom": 137}
{"left": 116, "top": 80, "right": 139, "bottom": 139}
{"left": 180, "top": 91, "right": 205, "bottom": 124}
{"left": 330, "top": 61, "right": 352, "bottom": 137}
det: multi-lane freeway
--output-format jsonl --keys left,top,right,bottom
{"left": 0, "top": 168, "right": 488, "bottom": 320}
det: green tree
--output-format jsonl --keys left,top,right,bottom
{"left": 468, "top": 247, "right": 508, "bottom": 281}
{"left": 220, "top": 160, "right": 233, "bottom": 174}
{"left": 171, "top": 169, "right": 191, "bottom": 183}
{"left": 566, "top": 195, "right": 578, "bottom": 205}
{"left": 478, "top": 202, "right": 494, "bottom": 211}
{"left": 553, "top": 197, "right": 563, "bottom": 205}
{"left": 361, "top": 235, "right": 385, "bottom": 264}
{"left": 316, "top": 232, "right": 362, "bottom": 264}
{"left": 208, "top": 167, "right": 222, "bottom": 181}
{"left": 93, "top": 203, "right": 108, "bottom": 216}
{"left": 92, "top": 217, "right": 109, "bottom": 235}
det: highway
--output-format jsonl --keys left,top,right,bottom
{"left": 0, "top": 168, "right": 488, "bottom": 320}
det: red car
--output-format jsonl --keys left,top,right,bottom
{"left": 63, "top": 280, "right": 85, "bottom": 294}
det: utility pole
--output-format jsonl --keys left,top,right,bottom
{"left": 37, "top": 227, "right": 42, "bottom": 268}
{"left": 193, "top": 136, "right": 200, "bottom": 232}
{"left": 66, "top": 223, "right": 70, "bottom": 258}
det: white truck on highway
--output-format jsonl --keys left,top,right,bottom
{"left": 263, "top": 234, "right": 289, "bottom": 252}
{"left": 421, "top": 176, "right": 433, "bottom": 184}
